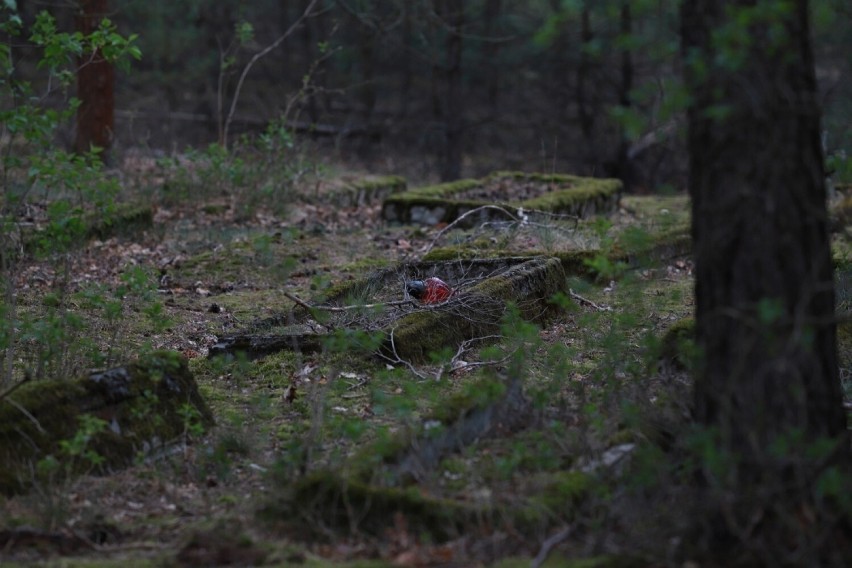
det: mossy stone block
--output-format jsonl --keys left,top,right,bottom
{"left": 0, "top": 351, "right": 213, "bottom": 495}
{"left": 382, "top": 171, "right": 621, "bottom": 226}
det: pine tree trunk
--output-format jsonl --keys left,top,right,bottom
{"left": 74, "top": 0, "right": 115, "bottom": 161}
{"left": 437, "top": 0, "right": 464, "bottom": 182}
{"left": 682, "top": 1, "right": 850, "bottom": 559}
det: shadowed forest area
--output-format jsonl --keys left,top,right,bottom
{"left": 1, "top": 1, "right": 851, "bottom": 567}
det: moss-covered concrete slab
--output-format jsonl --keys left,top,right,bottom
{"left": 422, "top": 224, "right": 692, "bottom": 280}
{"left": 22, "top": 202, "right": 154, "bottom": 253}
{"left": 382, "top": 171, "right": 622, "bottom": 226}
{"left": 210, "top": 256, "right": 567, "bottom": 362}
{"left": 386, "top": 256, "right": 566, "bottom": 362}
{"left": 0, "top": 351, "right": 213, "bottom": 495}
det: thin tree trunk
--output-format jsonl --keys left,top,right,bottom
{"left": 399, "top": 4, "right": 412, "bottom": 117}
{"left": 437, "top": 0, "right": 463, "bottom": 181}
{"left": 576, "top": 2, "right": 595, "bottom": 171}
{"left": 616, "top": 2, "right": 633, "bottom": 189}
{"left": 301, "top": 0, "right": 318, "bottom": 124}
{"left": 74, "top": 0, "right": 114, "bottom": 162}
{"left": 483, "top": 0, "right": 501, "bottom": 113}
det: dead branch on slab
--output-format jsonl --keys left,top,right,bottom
{"left": 425, "top": 204, "right": 580, "bottom": 254}
{"left": 283, "top": 290, "right": 416, "bottom": 312}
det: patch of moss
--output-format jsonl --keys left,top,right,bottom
{"left": 339, "top": 257, "right": 393, "bottom": 273}
{"left": 521, "top": 178, "right": 621, "bottom": 214}
{"left": 260, "top": 470, "right": 480, "bottom": 540}
{"left": 86, "top": 202, "right": 154, "bottom": 240}
{"left": 657, "top": 317, "right": 696, "bottom": 369}
{"left": 0, "top": 351, "right": 212, "bottom": 495}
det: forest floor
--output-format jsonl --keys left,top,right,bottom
{"left": 0, "top": 152, "right": 846, "bottom": 567}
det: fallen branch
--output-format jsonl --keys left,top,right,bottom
{"left": 0, "top": 373, "right": 29, "bottom": 402}
{"left": 283, "top": 290, "right": 462, "bottom": 314}
{"left": 426, "top": 205, "right": 521, "bottom": 253}
{"left": 425, "top": 205, "right": 580, "bottom": 254}
{"left": 283, "top": 290, "right": 415, "bottom": 313}
{"left": 440, "top": 335, "right": 512, "bottom": 379}
{"left": 569, "top": 288, "right": 612, "bottom": 312}
{"left": 379, "top": 327, "right": 428, "bottom": 380}
{"left": 531, "top": 524, "right": 574, "bottom": 568}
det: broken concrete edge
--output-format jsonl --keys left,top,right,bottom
{"left": 0, "top": 350, "right": 213, "bottom": 495}
{"left": 381, "top": 171, "right": 622, "bottom": 224}
{"left": 259, "top": 468, "right": 598, "bottom": 542}
{"left": 22, "top": 202, "right": 154, "bottom": 254}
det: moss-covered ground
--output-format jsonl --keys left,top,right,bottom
{"left": 2, "top": 164, "right": 849, "bottom": 567}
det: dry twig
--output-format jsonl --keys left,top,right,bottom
{"left": 569, "top": 288, "right": 613, "bottom": 312}
{"left": 283, "top": 290, "right": 415, "bottom": 313}
{"left": 531, "top": 524, "right": 574, "bottom": 568}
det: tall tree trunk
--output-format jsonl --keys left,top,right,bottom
{"left": 358, "top": 27, "right": 377, "bottom": 120}
{"left": 576, "top": 2, "right": 595, "bottom": 172}
{"left": 482, "top": 0, "right": 501, "bottom": 113}
{"left": 74, "top": 0, "right": 114, "bottom": 162}
{"left": 399, "top": 4, "right": 413, "bottom": 117}
{"left": 682, "top": 0, "right": 849, "bottom": 559}
{"left": 436, "top": 0, "right": 463, "bottom": 181}
{"left": 615, "top": 2, "right": 633, "bottom": 189}
{"left": 301, "top": 0, "right": 319, "bottom": 124}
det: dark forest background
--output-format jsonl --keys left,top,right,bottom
{"left": 10, "top": 0, "right": 852, "bottom": 190}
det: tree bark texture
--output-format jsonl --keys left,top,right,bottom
{"left": 615, "top": 2, "right": 634, "bottom": 190}
{"left": 435, "top": 0, "right": 464, "bottom": 182}
{"left": 682, "top": 0, "right": 847, "bottom": 472}
{"left": 75, "top": 0, "right": 115, "bottom": 159}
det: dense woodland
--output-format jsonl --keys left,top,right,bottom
{"left": 1, "top": 1, "right": 852, "bottom": 566}
{"left": 9, "top": 0, "right": 849, "bottom": 187}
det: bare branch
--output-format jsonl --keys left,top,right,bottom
{"left": 283, "top": 290, "right": 416, "bottom": 313}
{"left": 378, "top": 327, "right": 428, "bottom": 380}
{"left": 426, "top": 205, "right": 520, "bottom": 253}
{"left": 0, "top": 374, "right": 30, "bottom": 403}
{"left": 425, "top": 205, "right": 579, "bottom": 255}
{"left": 569, "top": 288, "right": 612, "bottom": 312}
{"left": 223, "top": 0, "right": 320, "bottom": 147}
{"left": 531, "top": 524, "right": 574, "bottom": 568}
